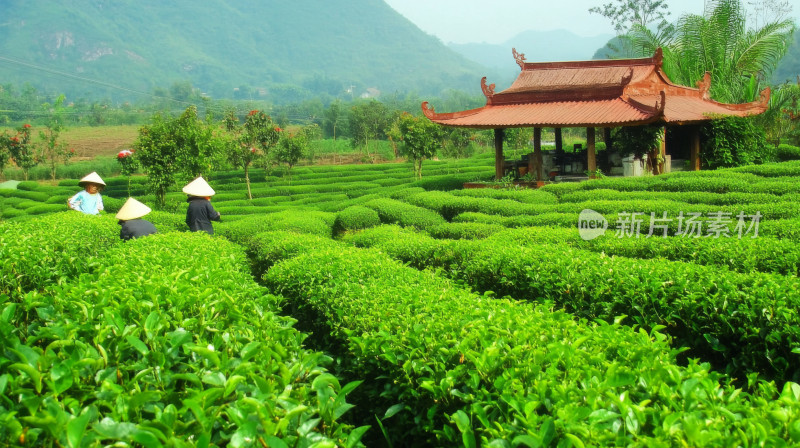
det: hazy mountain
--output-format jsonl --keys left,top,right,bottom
{"left": 448, "top": 29, "right": 613, "bottom": 87}
{"left": 0, "top": 0, "right": 489, "bottom": 103}
{"left": 774, "top": 31, "right": 800, "bottom": 85}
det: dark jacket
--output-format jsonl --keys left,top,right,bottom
{"left": 185, "top": 196, "right": 221, "bottom": 235}
{"left": 119, "top": 219, "right": 158, "bottom": 241}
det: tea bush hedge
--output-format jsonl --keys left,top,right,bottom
{"left": 426, "top": 222, "right": 505, "bottom": 240}
{"left": 344, "top": 225, "right": 800, "bottom": 385}
{"left": 362, "top": 198, "right": 446, "bottom": 229}
{"left": 1, "top": 231, "right": 366, "bottom": 446}
{"left": 0, "top": 212, "right": 120, "bottom": 299}
{"left": 262, "top": 236, "right": 800, "bottom": 446}
{"left": 332, "top": 206, "right": 381, "bottom": 235}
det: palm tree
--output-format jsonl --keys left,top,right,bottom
{"left": 625, "top": 0, "right": 795, "bottom": 103}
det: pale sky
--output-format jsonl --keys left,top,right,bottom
{"left": 383, "top": 0, "right": 705, "bottom": 44}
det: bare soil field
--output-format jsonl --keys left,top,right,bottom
{"left": 57, "top": 125, "right": 398, "bottom": 165}
{"left": 60, "top": 125, "right": 139, "bottom": 161}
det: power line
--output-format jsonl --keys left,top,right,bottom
{"left": 0, "top": 54, "right": 198, "bottom": 106}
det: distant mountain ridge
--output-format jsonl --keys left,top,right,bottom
{"left": 0, "top": 0, "right": 489, "bottom": 103}
{"left": 448, "top": 29, "right": 614, "bottom": 87}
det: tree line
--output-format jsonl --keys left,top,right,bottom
{"left": 3, "top": 0, "right": 800, "bottom": 186}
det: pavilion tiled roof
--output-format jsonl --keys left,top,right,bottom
{"left": 422, "top": 48, "right": 769, "bottom": 129}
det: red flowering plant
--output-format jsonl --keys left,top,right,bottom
{"left": 223, "top": 108, "right": 281, "bottom": 199}
{"left": 1, "top": 124, "right": 37, "bottom": 180}
{"left": 0, "top": 131, "right": 12, "bottom": 180}
{"left": 117, "top": 149, "right": 137, "bottom": 175}
{"left": 117, "top": 149, "right": 138, "bottom": 196}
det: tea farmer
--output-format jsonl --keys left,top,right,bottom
{"left": 183, "top": 176, "right": 221, "bottom": 235}
{"left": 116, "top": 197, "right": 158, "bottom": 241}
{"left": 67, "top": 171, "right": 105, "bottom": 215}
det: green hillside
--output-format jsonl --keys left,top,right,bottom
{"left": 774, "top": 30, "right": 800, "bottom": 84}
{"left": 0, "top": 0, "right": 488, "bottom": 103}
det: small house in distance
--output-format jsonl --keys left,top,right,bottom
{"left": 422, "top": 48, "right": 770, "bottom": 180}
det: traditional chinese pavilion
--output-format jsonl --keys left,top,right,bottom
{"left": 422, "top": 48, "right": 770, "bottom": 180}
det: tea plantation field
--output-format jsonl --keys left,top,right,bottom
{"left": 3, "top": 153, "right": 800, "bottom": 446}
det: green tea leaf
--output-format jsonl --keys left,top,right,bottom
{"left": 144, "top": 311, "right": 164, "bottom": 341}
{"left": 263, "top": 436, "right": 289, "bottom": 448}
{"left": 132, "top": 428, "right": 163, "bottom": 447}
{"left": 511, "top": 434, "right": 542, "bottom": 448}
{"left": 383, "top": 403, "right": 404, "bottom": 419}
{"left": 240, "top": 342, "right": 262, "bottom": 361}
{"left": 0, "top": 374, "right": 9, "bottom": 395}
{"left": 564, "top": 433, "right": 585, "bottom": 448}
{"left": 202, "top": 371, "right": 226, "bottom": 387}
{"left": 94, "top": 417, "right": 137, "bottom": 439}
{"left": 125, "top": 336, "right": 149, "bottom": 356}
{"left": 67, "top": 413, "right": 91, "bottom": 448}
{"left": 10, "top": 363, "right": 42, "bottom": 393}
{"left": 345, "top": 425, "right": 370, "bottom": 448}
{"left": 189, "top": 346, "right": 220, "bottom": 368}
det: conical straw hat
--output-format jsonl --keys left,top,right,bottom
{"left": 182, "top": 176, "right": 215, "bottom": 197}
{"left": 79, "top": 171, "right": 106, "bottom": 186}
{"left": 115, "top": 197, "right": 152, "bottom": 220}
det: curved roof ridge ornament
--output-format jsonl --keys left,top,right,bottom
{"left": 696, "top": 72, "right": 711, "bottom": 100}
{"left": 512, "top": 48, "right": 526, "bottom": 70}
{"left": 653, "top": 47, "right": 663, "bottom": 66}
{"left": 758, "top": 86, "right": 771, "bottom": 108}
{"left": 627, "top": 90, "right": 666, "bottom": 117}
{"left": 655, "top": 90, "right": 666, "bottom": 115}
{"left": 481, "top": 77, "right": 496, "bottom": 105}
{"left": 621, "top": 67, "right": 634, "bottom": 86}
{"left": 421, "top": 101, "right": 436, "bottom": 119}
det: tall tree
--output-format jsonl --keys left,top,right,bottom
{"left": 134, "top": 106, "right": 222, "bottom": 207}
{"left": 37, "top": 94, "right": 74, "bottom": 180}
{"left": 589, "top": 0, "right": 671, "bottom": 34}
{"left": 626, "top": 0, "right": 795, "bottom": 104}
{"left": 224, "top": 109, "right": 281, "bottom": 199}
{"left": 396, "top": 113, "right": 445, "bottom": 179}
{"left": 274, "top": 131, "right": 306, "bottom": 179}
{"left": 349, "top": 100, "right": 395, "bottom": 159}
{"left": 323, "top": 100, "right": 346, "bottom": 140}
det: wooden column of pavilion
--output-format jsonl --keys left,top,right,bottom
{"left": 494, "top": 128, "right": 504, "bottom": 179}
{"left": 421, "top": 48, "right": 770, "bottom": 180}
{"left": 690, "top": 127, "right": 701, "bottom": 171}
{"left": 586, "top": 127, "right": 596, "bottom": 176}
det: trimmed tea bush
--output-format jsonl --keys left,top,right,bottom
{"left": 333, "top": 205, "right": 381, "bottom": 235}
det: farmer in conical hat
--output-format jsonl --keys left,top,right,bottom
{"left": 182, "top": 176, "right": 221, "bottom": 235}
{"left": 67, "top": 171, "right": 105, "bottom": 215}
{"left": 116, "top": 197, "right": 158, "bottom": 241}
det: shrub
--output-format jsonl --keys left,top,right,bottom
{"left": 363, "top": 198, "right": 446, "bottom": 230}
{"left": 426, "top": 222, "right": 505, "bottom": 240}
{"left": 701, "top": 116, "right": 773, "bottom": 168}
{"left": 265, "top": 237, "right": 800, "bottom": 446}
{"left": 0, "top": 212, "right": 120, "bottom": 298}
{"left": 333, "top": 205, "right": 381, "bottom": 234}
{"left": 776, "top": 144, "right": 800, "bottom": 161}
{"left": 1, "top": 231, "right": 365, "bottom": 446}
